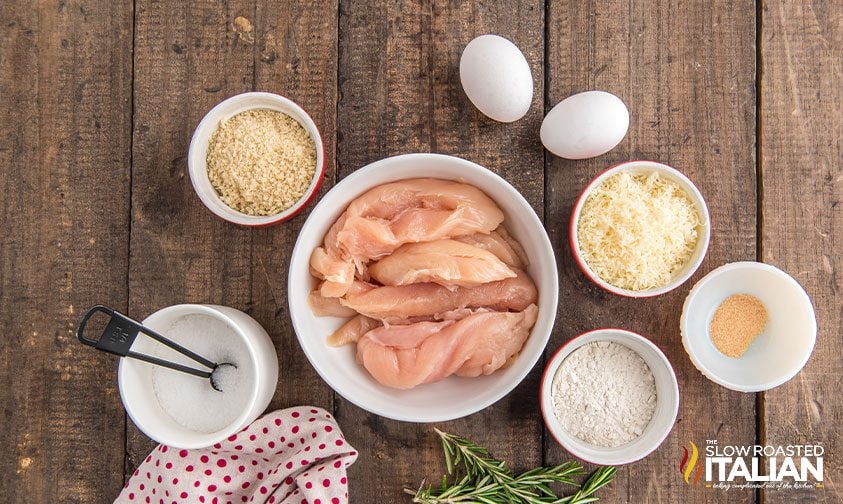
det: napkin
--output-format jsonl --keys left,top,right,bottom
{"left": 115, "top": 407, "right": 357, "bottom": 504}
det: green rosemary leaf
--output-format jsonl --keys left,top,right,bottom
{"left": 408, "top": 431, "right": 616, "bottom": 504}
{"left": 557, "top": 466, "right": 618, "bottom": 504}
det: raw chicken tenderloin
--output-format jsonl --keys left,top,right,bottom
{"left": 324, "top": 309, "right": 494, "bottom": 344}
{"left": 338, "top": 178, "right": 505, "bottom": 257}
{"left": 339, "top": 270, "right": 537, "bottom": 323}
{"left": 367, "top": 239, "right": 516, "bottom": 288}
{"left": 310, "top": 179, "right": 505, "bottom": 296}
{"left": 308, "top": 280, "right": 376, "bottom": 317}
{"left": 357, "top": 304, "right": 539, "bottom": 389}
{"left": 310, "top": 247, "right": 356, "bottom": 297}
{"left": 327, "top": 314, "right": 381, "bottom": 347}
{"left": 454, "top": 226, "right": 529, "bottom": 269}
{"left": 307, "top": 290, "right": 357, "bottom": 318}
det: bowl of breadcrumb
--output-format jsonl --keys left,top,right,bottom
{"left": 188, "top": 92, "right": 325, "bottom": 226}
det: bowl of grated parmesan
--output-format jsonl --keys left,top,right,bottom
{"left": 188, "top": 92, "right": 325, "bottom": 226}
{"left": 570, "top": 160, "right": 710, "bottom": 297}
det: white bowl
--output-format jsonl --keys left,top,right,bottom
{"left": 288, "top": 153, "right": 559, "bottom": 422}
{"left": 118, "top": 304, "right": 279, "bottom": 449}
{"left": 569, "top": 160, "right": 711, "bottom": 297}
{"left": 681, "top": 261, "right": 817, "bottom": 392}
{"left": 540, "top": 329, "right": 679, "bottom": 465}
{"left": 188, "top": 92, "right": 326, "bottom": 226}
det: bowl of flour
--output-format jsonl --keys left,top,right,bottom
{"left": 540, "top": 328, "right": 679, "bottom": 465}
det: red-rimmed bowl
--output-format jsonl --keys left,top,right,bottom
{"left": 569, "top": 160, "right": 710, "bottom": 297}
{"left": 188, "top": 92, "right": 326, "bottom": 226}
{"left": 540, "top": 328, "right": 679, "bottom": 465}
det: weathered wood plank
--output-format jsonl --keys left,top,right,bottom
{"left": 335, "top": 0, "right": 545, "bottom": 500}
{"left": 760, "top": 1, "right": 842, "bottom": 502}
{"left": 250, "top": 0, "right": 338, "bottom": 410}
{"left": 545, "top": 1, "right": 757, "bottom": 502}
{"left": 0, "top": 0, "right": 132, "bottom": 501}
{"left": 126, "top": 0, "right": 256, "bottom": 473}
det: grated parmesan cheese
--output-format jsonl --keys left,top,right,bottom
{"left": 207, "top": 109, "right": 316, "bottom": 216}
{"left": 577, "top": 171, "right": 701, "bottom": 291}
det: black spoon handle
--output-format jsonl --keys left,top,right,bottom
{"left": 125, "top": 351, "right": 213, "bottom": 379}
{"left": 77, "top": 305, "right": 217, "bottom": 379}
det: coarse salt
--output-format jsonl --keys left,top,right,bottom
{"left": 551, "top": 341, "right": 657, "bottom": 447}
{"left": 151, "top": 314, "right": 255, "bottom": 433}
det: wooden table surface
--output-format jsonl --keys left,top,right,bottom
{"left": 1, "top": 1, "right": 840, "bottom": 502}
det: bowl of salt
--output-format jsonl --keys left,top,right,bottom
{"left": 118, "top": 304, "right": 278, "bottom": 449}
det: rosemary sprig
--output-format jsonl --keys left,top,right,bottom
{"left": 557, "top": 466, "right": 618, "bottom": 504}
{"left": 406, "top": 429, "right": 616, "bottom": 504}
{"left": 437, "top": 428, "right": 513, "bottom": 483}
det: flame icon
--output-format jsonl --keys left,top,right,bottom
{"left": 679, "top": 441, "right": 703, "bottom": 486}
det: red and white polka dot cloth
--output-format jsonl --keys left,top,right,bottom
{"left": 115, "top": 407, "right": 357, "bottom": 504}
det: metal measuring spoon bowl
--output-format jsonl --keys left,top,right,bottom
{"left": 210, "top": 362, "right": 238, "bottom": 392}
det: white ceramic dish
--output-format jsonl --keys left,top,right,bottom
{"left": 681, "top": 261, "right": 817, "bottom": 392}
{"left": 288, "top": 153, "right": 559, "bottom": 422}
{"left": 569, "top": 160, "right": 710, "bottom": 297}
{"left": 541, "top": 329, "right": 679, "bottom": 465}
{"left": 188, "top": 92, "right": 326, "bottom": 226}
{"left": 118, "top": 304, "right": 279, "bottom": 449}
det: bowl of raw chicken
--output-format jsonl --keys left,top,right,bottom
{"left": 289, "top": 153, "right": 558, "bottom": 422}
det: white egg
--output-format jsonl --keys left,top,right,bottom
{"left": 540, "top": 91, "right": 629, "bottom": 159}
{"left": 460, "top": 35, "right": 533, "bottom": 123}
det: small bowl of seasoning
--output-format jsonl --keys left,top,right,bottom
{"left": 540, "top": 329, "right": 679, "bottom": 465}
{"left": 188, "top": 92, "right": 325, "bottom": 226}
{"left": 570, "top": 160, "right": 710, "bottom": 297}
{"left": 681, "top": 261, "right": 817, "bottom": 392}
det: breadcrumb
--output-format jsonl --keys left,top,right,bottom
{"left": 207, "top": 109, "right": 316, "bottom": 216}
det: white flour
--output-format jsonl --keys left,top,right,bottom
{"left": 551, "top": 341, "right": 657, "bottom": 447}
